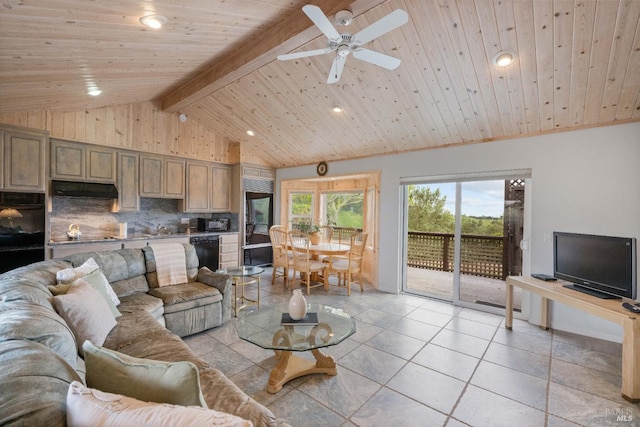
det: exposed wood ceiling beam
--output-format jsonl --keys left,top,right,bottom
{"left": 160, "top": 0, "right": 389, "bottom": 113}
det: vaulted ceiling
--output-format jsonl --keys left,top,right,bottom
{"left": 1, "top": 0, "right": 638, "bottom": 168}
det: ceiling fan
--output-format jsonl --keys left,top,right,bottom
{"left": 277, "top": 5, "right": 409, "bottom": 84}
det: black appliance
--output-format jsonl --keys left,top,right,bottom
{"left": 243, "top": 192, "right": 274, "bottom": 266}
{"left": 0, "top": 192, "right": 46, "bottom": 273}
{"left": 190, "top": 235, "right": 220, "bottom": 271}
{"left": 554, "top": 232, "right": 637, "bottom": 299}
{"left": 197, "top": 218, "right": 230, "bottom": 232}
{"left": 52, "top": 180, "right": 118, "bottom": 199}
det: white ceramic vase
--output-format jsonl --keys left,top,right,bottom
{"left": 288, "top": 289, "right": 307, "bottom": 320}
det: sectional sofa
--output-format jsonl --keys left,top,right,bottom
{"left": 0, "top": 243, "right": 277, "bottom": 426}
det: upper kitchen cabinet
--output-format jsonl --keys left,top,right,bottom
{"left": 116, "top": 151, "right": 139, "bottom": 212}
{"left": 50, "top": 139, "right": 116, "bottom": 183}
{"left": 211, "top": 164, "right": 231, "bottom": 212}
{"left": 2, "top": 126, "right": 47, "bottom": 192}
{"left": 184, "top": 160, "right": 210, "bottom": 212}
{"left": 139, "top": 154, "right": 184, "bottom": 199}
{"left": 184, "top": 161, "right": 232, "bottom": 213}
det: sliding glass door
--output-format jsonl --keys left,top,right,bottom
{"left": 403, "top": 175, "right": 526, "bottom": 313}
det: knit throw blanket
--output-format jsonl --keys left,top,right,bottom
{"left": 150, "top": 243, "right": 188, "bottom": 287}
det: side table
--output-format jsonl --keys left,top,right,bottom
{"left": 220, "top": 266, "right": 264, "bottom": 316}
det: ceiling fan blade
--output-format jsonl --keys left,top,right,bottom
{"left": 302, "top": 5, "right": 341, "bottom": 41}
{"left": 353, "top": 9, "right": 408, "bottom": 45}
{"left": 278, "top": 48, "right": 333, "bottom": 61}
{"left": 327, "top": 56, "right": 346, "bottom": 84}
{"left": 352, "top": 48, "right": 401, "bottom": 70}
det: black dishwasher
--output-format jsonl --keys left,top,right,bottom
{"left": 190, "top": 235, "right": 220, "bottom": 271}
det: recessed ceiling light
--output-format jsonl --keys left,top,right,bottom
{"left": 178, "top": 113, "right": 188, "bottom": 122}
{"left": 87, "top": 88, "right": 102, "bottom": 96}
{"left": 492, "top": 50, "right": 517, "bottom": 67}
{"left": 246, "top": 130, "right": 255, "bottom": 137}
{"left": 332, "top": 104, "right": 344, "bottom": 113}
{"left": 140, "top": 14, "right": 167, "bottom": 29}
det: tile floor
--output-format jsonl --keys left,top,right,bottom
{"left": 183, "top": 269, "right": 640, "bottom": 427}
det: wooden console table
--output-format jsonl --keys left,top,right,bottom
{"left": 505, "top": 276, "right": 640, "bottom": 402}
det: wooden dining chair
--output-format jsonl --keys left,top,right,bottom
{"left": 289, "top": 230, "right": 326, "bottom": 295}
{"left": 269, "top": 225, "right": 293, "bottom": 287}
{"left": 324, "top": 232, "right": 368, "bottom": 296}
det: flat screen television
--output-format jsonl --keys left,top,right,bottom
{"left": 553, "top": 232, "right": 637, "bottom": 299}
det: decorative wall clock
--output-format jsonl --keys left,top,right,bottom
{"left": 316, "top": 161, "right": 328, "bottom": 176}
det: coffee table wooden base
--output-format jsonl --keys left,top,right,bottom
{"left": 267, "top": 349, "right": 337, "bottom": 393}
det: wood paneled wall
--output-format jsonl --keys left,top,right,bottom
{"left": 0, "top": 101, "right": 268, "bottom": 166}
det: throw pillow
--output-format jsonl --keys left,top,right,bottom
{"left": 82, "top": 341, "right": 208, "bottom": 408}
{"left": 66, "top": 381, "right": 252, "bottom": 427}
{"left": 53, "top": 283, "right": 117, "bottom": 354}
{"left": 49, "top": 271, "right": 121, "bottom": 318}
{"left": 80, "top": 270, "right": 121, "bottom": 317}
{"left": 56, "top": 257, "right": 100, "bottom": 284}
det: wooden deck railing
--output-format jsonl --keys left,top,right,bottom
{"left": 407, "top": 231, "right": 506, "bottom": 280}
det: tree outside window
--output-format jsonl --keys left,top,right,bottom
{"left": 321, "top": 192, "right": 364, "bottom": 228}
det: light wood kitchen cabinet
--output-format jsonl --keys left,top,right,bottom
{"left": 211, "top": 164, "right": 231, "bottom": 212}
{"left": 219, "top": 233, "right": 239, "bottom": 269}
{"left": 50, "top": 139, "right": 116, "bottom": 183}
{"left": 184, "top": 161, "right": 210, "bottom": 212}
{"left": 2, "top": 127, "right": 47, "bottom": 192}
{"left": 116, "top": 151, "right": 139, "bottom": 212}
{"left": 139, "top": 154, "right": 185, "bottom": 199}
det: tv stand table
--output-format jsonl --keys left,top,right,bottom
{"left": 505, "top": 276, "right": 640, "bottom": 402}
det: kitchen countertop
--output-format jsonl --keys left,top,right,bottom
{"left": 48, "top": 231, "right": 237, "bottom": 245}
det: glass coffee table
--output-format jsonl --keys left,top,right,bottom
{"left": 236, "top": 303, "right": 356, "bottom": 393}
{"left": 219, "top": 266, "right": 264, "bottom": 316}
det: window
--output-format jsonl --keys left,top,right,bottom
{"left": 289, "top": 192, "right": 314, "bottom": 229}
{"left": 320, "top": 192, "right": 364, "bottom": 228}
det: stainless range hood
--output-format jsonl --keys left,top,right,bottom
{"left": 51, "top": 180, "right": 119, "bottom": 199}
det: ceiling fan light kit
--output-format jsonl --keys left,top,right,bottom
{"left": 277, "top": 5, "right": 409, "bottom": 84}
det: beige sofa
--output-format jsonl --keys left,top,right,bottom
{"left": 0, "top": 244, "right": 276, "bottom": 426}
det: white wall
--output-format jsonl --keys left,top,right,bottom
{"left": 275, "top": 122, "right": 640, "bottom": 342}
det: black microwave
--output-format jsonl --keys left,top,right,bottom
{"left": 197, "top": 218, "right": 230, "bottom": 232}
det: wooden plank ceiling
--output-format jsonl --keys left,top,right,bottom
{"left": 1, "top": 0, "right": 638, "bottom": 168}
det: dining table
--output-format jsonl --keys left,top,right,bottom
{"left": 288, "top": 241, "right": 350, "bottom": 288}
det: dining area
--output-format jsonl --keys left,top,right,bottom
{"left": 269, "top": 225, "right": 368, "bottom": 296}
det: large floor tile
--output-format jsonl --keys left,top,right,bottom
{"left": 470, "top": 361, "right": 548, "bottom": 410}
{"left": 550, "top": 358, "right": 623, "bottom": 403}
{"left": 492, "top": 327, "right": 552, "bottom": 357}
{"left": 387, "top": 316, "right": 442, "bottom": 341}
{"left": 365, "top": 329, "right": 426, "bottom": 360}
{"left": 456, "top": 308, "right": 503, "bottom": 326}
{"left": 355, "top": 308, "right": 403, "bottom": 328}
{"left": 350, "top": 387, "right": 447, "bottom": 427}
{"left": 406, "top": 307, "right": 454, "bottom": 327}
{"left": 444, "top": 316, "right": 499, "bottom": 340}
{"left": 430, "top": 329, "right": 490, "bottom": 358}
{"left": 296, "top": 366, "right": 381, "bottom": 418}
{"left": 453, "top": 385, "right": 546, "bottom": 427}
{"left": 267, "top": 389, "right": 347, "bottom": 427}
{"left": 338, "top": 344, "right": 407, "bottom": 384}
{"left": 387, "top": 362, "right": 466, "bottom": 414}
{"left": 548, "top": 382, "right": 640, "bottom": 427}
{"left": 483, "top": 341, "right": 550, "bottom": 380}
{"left": 412, "top": 343, "right": 479, "bottom": 382}
{"left": 552, "top": 339, "right": 621, "bottom": 376}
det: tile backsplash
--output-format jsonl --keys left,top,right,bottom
{"left": 50, "top": 197, "right": 237, "bottom": 241}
